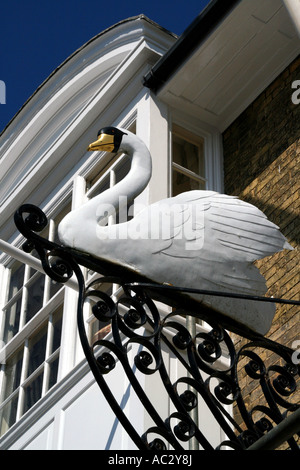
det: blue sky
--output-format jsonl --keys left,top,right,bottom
{"left": 0, "top": 0, "right": 211, "bottom": 133}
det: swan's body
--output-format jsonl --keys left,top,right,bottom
{"left": 58, "top": 127, "right": 292, "bottom": 335}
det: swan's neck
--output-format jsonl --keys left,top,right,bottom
{"left": 96, "top": 140, "right": 151, "bottom": 224}
{"left": 58, "top": 139, "right": 151, "bottom": 251}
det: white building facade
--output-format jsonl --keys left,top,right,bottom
{"left": 0, "top": 0, "right": 298, "bottom": 450}
{"left": 0, "top": 15, "right": 225, "bottom": 450}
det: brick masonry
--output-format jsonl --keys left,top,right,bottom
{"left": 222, "top": 55, "right": 299, "bottom": 447}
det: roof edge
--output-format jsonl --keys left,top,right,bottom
{"left": 0, "top": 15, "right": 176, "bottom": 139}
{"left": 143, "top": 0, "right": 242, "bottom": 92}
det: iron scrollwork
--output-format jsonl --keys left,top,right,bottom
{"left": 14, "top": 204, "right": 300, "bottom": 450}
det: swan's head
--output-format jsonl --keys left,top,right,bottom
{"left": 87, "top": 127, "right": 127, "bottom": 153}
{"left": 87, "top": 126, "right": 152, "bottom": 179}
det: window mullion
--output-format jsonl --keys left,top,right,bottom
{"left": 172, "top": 162, "right": 207, "bottom": 183}
{"left": 42, "top": 361, "right": 50, "bottom": 397}
{"left": 19, "top": 287, "right": 28, "bottom": 332}
{"left": 18, "top": 265, "right": 31, "bottom": 332}
{"left": 42, "top": 314, "right": 53, "bottom": 396}
{"left": 43, "top": 219, "right": 55, "bottom": 306}
{"left": 43, "top": 277, "right": 51, "bottom": 307}
{"left": 2, "top": 289, "right": 21, "bottom": 312}
{"left": 16, "top": 341, "right": 28, "bottom": 421}
{"left": 0, "top": 266, "right": 11, "bottom": 341}
{"left": 0, "top": 365, "right": 6, "bottom": 402}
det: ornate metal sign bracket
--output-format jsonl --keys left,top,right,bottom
{"left": 14, "top": 204, "right": 300, "bottom": 450}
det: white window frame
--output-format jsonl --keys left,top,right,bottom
{"left": 171, "top": 123, "right": 207, "bottom": 196}
{"left": 171, "top": 114, "right": 223, "bottom": 194}
{"left": 0, "top": 293, "right": 64, "bottom": 436}
{"left": 0, "top": 204, "right": 71, "bottom": 436}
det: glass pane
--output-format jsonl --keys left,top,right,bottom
{"left": 115, "top": 156, "right": 131, "bottom": 184}
{"left": 48, "top": 357, "right": 59, "bottom": 390}
{"left": 49, "top": 279, "right": 63, "bottom": 298}
{"left": 23, "top": 371, "right": 43, "bottom": 414}
{"left": 51, "top": 309, "right": 63, "bottom": 354}
{"left": 173, "top": 134, "right": 204, "bottom": 176}
{"left": 0, "top": 395, "right": 18, "bottom": 436}
{"left": 91, "top": 175, "right": 110, "bottom": 197}
{"left": 25, "top": 273, "right": 45, "bottom": 323}
{"left": 27, "top": 324, "right": 47, "bottom": 377}
{"left": 3, "top": 296, "right": 22, "bottom": 344}
{"left": 172, "top": 169, "right": 205, "bottom": 197}
{"left": 2, "top": 349, "right": 23, "bottom": 400}
{"left": 8, "top": 263, "right": 25, "bottom": 300}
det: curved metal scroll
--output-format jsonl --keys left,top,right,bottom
{"left": 14, "top": 204, "right": 300, "bottom": 450}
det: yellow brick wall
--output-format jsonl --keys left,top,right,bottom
{"left": 222, "top": 56, "right": 299, "bottom": 446}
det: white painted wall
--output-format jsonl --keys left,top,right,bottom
{"left": 1, "top": 354, "right": 142, "bottom": 450}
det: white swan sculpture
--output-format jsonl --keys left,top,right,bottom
{"left": 58, "top": 127, "right": 292, "bottom": 335}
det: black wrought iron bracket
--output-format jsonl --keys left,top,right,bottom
{"left": 14, "top": 204, "right": 300, "bottom": 450}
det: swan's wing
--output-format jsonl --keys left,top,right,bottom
{"left": 123, "top": 191, "right": 292, "bottom": 334}
{"left": 150, "top": 197, "right": 207, "bottom": 257}
{"left": 151, "top": 192, "right": 291, "bottom": 261}
{"left": 123, "top": 191, "right": 291, "bottom": 298}
{"left": 206, "top": 193, "right": 292, "bottom": 261}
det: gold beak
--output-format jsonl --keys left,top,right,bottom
{"left": 87, "top": 133, "right": 115, "bottom": 152}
